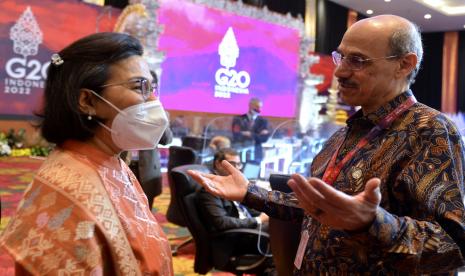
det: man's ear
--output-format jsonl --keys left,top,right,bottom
{"left": 78, "top": 89, "right": 96, "bottom": 115}
{"left": 396, "top": 53, "right": 417, "bottom": 80}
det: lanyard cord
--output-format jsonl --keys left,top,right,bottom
{"left": 322, "top": 96, "right": 417, "bottom": 185}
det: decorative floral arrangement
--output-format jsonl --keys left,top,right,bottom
{"left": 0, "top": 132, "right": 11, "bottom": 156}
{"left": 0, "top": 128, "right": 53, "bottom": 157}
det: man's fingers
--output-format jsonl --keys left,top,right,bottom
{"left": 309, "top": 177, "right": 352, "bottom": 204}
{"left": 291, "top": 174, "right": 327, "bottom": 203}
{"left": 292, "top": 175, "right": 353, "bottom": 216}
{"left": 288, "top": 175, "right": 332, "bottom": 213}
{"left": 221, "top": 160, "right": 240, "bottom": 175}
{"left": 187, "top": 170, "right": 214, "bottom": 181}
{"left": 363, "top": 177, "right": 381, "bottom": 205}
{"left": 187, "top": 170, "right": 202, "bottom": 181}
{"left": 187, "top": 170, "right": 218, "bottom": 192}
{"left": 288, "top": 180, "right": 330, "bottom": 218}
{"left": 288, "top": 179, "right": 312, "bottom": 210}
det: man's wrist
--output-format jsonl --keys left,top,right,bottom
{"left": 239, "top": 181, "right": 251, "bottom": 203}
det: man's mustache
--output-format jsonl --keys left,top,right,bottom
{"left": 337, "top": 78, "right": 358, "bottom": 87}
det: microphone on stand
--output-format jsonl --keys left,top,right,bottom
{"left": 201, "top": 116, "right": 231, "bottom": 163}
{"left": 268, "top": 119, "right": 299, "bottom": 142}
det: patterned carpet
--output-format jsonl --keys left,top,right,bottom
{"left": 0, "top": 156, "right": 233, "bottom": 276}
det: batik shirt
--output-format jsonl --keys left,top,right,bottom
{"left": 0, "top": 140, "right": 173, "bottom": 275}
{"left": 243, "top": 91, "right": 465, "bottom": 275}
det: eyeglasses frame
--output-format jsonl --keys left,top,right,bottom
{"left": 101, "top": 78, "right": 158, "bottom": 101}
{"left": 331, "top": 51, "right": 400, "bottom": 71}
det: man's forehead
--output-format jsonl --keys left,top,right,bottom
{"left": 341, "top": 20, "right": 392, "bottom": 53}
{"left": 338, "top": 32, "right": 390, "bottom": 57}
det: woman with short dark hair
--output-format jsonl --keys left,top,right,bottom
{"left": 0, "top": 32, "right": 173, "bottom": 275}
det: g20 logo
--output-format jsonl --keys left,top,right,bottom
{"left": 4, "top": 57, "right": 49, "bottom": 94}
{"left": 6, "top": 57, "right": 49, "bottom": 80}
{"left": 215, "top": 68, "right": 250, "bottom": 88}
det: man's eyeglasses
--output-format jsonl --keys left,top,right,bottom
{"left": 226, "top": 160, "right": 243, "bottom": 170}
{"left": 331, "top": 51, "right": 399, "bottom": 71}
{"left": 101, "top": 78, "right": 158, "bottom": 101}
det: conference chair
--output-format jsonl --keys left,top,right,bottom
{"left": 171, "top": 164, "right": 273, "bottom": 275}
{"left": 166, "top": 145, "right": 198, "bottom": 226}
{"left": 181, "top": 135, "right": 212, "bottom": 163}
{"left": 181, "top": 135, "right": 210, "bottom": 152}
{"left": 166, "top": 146, "right": 198, "bottom": 255}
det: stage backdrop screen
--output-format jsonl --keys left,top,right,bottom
{"left": 158, "top": 0, "right": 301, "bottom": 118}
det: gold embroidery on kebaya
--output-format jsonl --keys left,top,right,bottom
{"left": 75, "top": 221, "right": 95, "bottom": 240}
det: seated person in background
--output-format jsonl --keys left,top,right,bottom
{"left": 202, "top": 135, "right": 231, "bottom": 168}
{"left": 197, "top": 148, "right": 270, "bottom": 264}
{"left": 208, "top": 135, "right": 231, "bottom": 152}
{"left": 198, "top": 148, "right": 269, "bottom": 232}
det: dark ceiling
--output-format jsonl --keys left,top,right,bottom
{"left": 103, "top": 0, "right": 306, "bottom": 19}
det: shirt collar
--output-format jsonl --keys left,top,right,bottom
{"left": 346, "top": 90, "right": 414, "bottom": 127}
{"left": 247, "top": 112, "right": 257, "bottom": 121}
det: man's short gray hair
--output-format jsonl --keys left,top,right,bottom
{"left": 388, "top": 22, "right": 423, "bottom": 86}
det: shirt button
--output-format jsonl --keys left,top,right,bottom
{"left": 351, "top": 168, "right": 363, "bottom": 180}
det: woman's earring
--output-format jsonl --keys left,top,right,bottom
{"left": 87, "top": 110, "right": 94, "bottom": 120}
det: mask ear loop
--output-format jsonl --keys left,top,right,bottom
{"left": 87, "top": 89, "right": 165, "bottom": 132}
{"left": 86, "top": 89, "right": 124, "bottom": 135}
{"left": 96, "top": 119, "right": 115, "bottom": 134}
{"left": 88, "top": 89, "right": 127, "bottom": 116}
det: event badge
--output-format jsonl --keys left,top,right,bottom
{"left": 294, "top": 230, "right": 309, "bottom": 270}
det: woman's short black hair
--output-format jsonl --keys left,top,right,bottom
{"left": 37, "top": 32, "right": 143, "bottom": 145}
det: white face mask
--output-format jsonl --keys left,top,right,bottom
{"left": 90, "top": 91, "right": 169, "bottom": 151}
